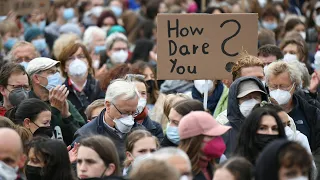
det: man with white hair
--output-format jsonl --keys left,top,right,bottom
{"left": 153, "top": 147, "right": 192, "bottom": 180}
{"left": 74, "top": 79, "right": 139, "bottom": 162}
{"left": 266, "top": 61, "right": 320, "bottom": 169}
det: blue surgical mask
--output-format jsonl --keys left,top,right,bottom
{"left": 110, "top": 6, "right": 123, "bottom": 17}
{"left": 262, "top": 21, "right": 278, "bottom": 30}
{"left": 94, "top": 46, "right": 106, "bottom": 54}
{"left": 20, "top": 61, "right": 29, "bottom": 70}
{"left": 32, "top": 39, "right": 47, "bottom": 51}
{"left": 4, "top": 38, "right": 18, "bottom": 50}
{"left": 44, "top": 72, "right": 62, "bottom": 91}
{"left": 166, "top": 125, "right": 180, "bottom": 145}
{"left": 63, "top": 8, "right": 75, "bottom": 21}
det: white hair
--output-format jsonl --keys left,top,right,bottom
{"left": 105, "top": 32, "right": 128, "bottom": 50}
{"left": 286, "top": 60, "right": 310, "bottom": 89}
{"left": 265, "top": 61, "right": 302, "bottom": 86}
{"left": 83, "top": 26, "right": 106, "bottom": 52}
{"left": 153, "top": 147, "right": 191, "bottom": 167}
{"left": 105, "top": 79, "right": 138, "bottom": 103}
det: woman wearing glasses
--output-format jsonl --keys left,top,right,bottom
{"left": 125, "top": 74, "right": 164, "bottom": 143}
{"left": 58, "top": 42, "right": 105, "bottom": 121}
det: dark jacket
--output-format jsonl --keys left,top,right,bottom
{"left": 295, "top": 88, "right": 320, "bottom": 109}
{"left": 64, "top": 75, "right": 105, "bottom": 120}
{"left": 29, "top": 91, "right": 85, "bottom": 145}
{"left": 141, "top": 115, "right": 164, "bottom": 142}
{"left": 160, "top": 135, "right": 178, "bottom": 148}
{"left": 74, "top": 109, "right": 139, "bottom": 163}
{"left": 193, "top": 163, "right": 214, "bottom": 180}
{"left": 223, "top": 77, "right": 268, "bottom": 157}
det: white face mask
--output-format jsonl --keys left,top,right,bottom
{"left": 68, "top": 59, "right": 88, "bottom": 77}
{"left": 288, "top": 176, "right": 308, "bottom": 180}
{"left": 111, "top": 50, "right": 128, "bottom": 64}
{"left": 93, "top": 60, "right": 100, "bottom": 69}
{"left": 299, "top": 31, "right": 306, "bottom": 40}
{"left": 283, "top": 53, "right": 299, "bottom": 63}
{"left": 285, "top": 126, "right": 295, "bottom": 140}
{"left": 315, "top": 15, "right": 320, "bottom": 27}
{"left": 194, "top": 80, "right": 214, "bottom": 94}
{"left": 0, "top": 161, "right": 18, "bottom": 180}
{"left": 280, "top": 12, "right": 286, "bottom": 20}
{"left": 113, "top": 115, "right": 134, "bottom": 133}
{"left": 313, "top": 51, "right": 320, "bottom": 70}
{"left": 239, "top": 99, "right": 259, "bottom": 118}
{"left": 270, "top": 84, "right": 294, "bottom": 105}
{"left": 134, "top": 98, "right": 147, "bottom": 117}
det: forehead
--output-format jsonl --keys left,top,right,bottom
{"left": 240, "top": 66, "right": 264, "bottom": 77}
{"left": 260, "top": 115, "right": 277, "bottom": 125}
{"left": 268, "top": 72, "right": 292, "bottom": 84}
{"left": 167, "top": 156, "right": 191, "bottom": 172}
{"left": 116, "top": 96, "right": 138, "bottom": 111}
{"left": 8, "top": 72, "right": 29, "bottom": 85}
{"left": 134, "top": 82, "right": 146, "bottom": 91}
{"left": 168, "top": 108, "right": 183, "bottom": 121}
{"left": 133, "top": 137, "right": 157, "bottom": 150}
{"left": 77, "top": 146, "right": 101, "bottom": 159}
{"left": 283, "top": 44, "right": 298, "bottom": 52}
{"left": 112, "top": 41, "right": 127, "bottom": 48}
{"left": 13, "top": 45, "right": 36, "bottom": 57}
{"left": 278, "top": 111, "right": 289, "bottom": 123}
{"left": 72, "top": 47, "right": 84, "bottom": 56}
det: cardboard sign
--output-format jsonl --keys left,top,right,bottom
{"left": 157, "top": 13, "right": 258, "bottom": 80}
{"left": 0, "top": 0, "right": 50, "bottom": 16}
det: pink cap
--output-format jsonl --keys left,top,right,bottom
{"left": 178, "top": 111, "right": 231, "bottom": 140}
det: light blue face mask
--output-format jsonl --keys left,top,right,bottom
{"left": 166, "top": 124, "right": 180, "bottom": 145}
{"left": 4, "top": 38, "right": 18, "bottom": 50}
{"left": 110, "top": 6, "right": 123, "bottom": 17}
{"left": 32, "top": 39, "right": 47, "bottom": 51}
{"left": 262, "top": 21, "right": 278, "bottom": 30}
{"left": 44, "top": 72, "right": 62, "bottom": 91}
{"left": 20, "top": 61, "right": 29, "bottom": 70}
{"left": 94, "top": 46, "right": 106, "bottom": 54}
{"left": 63, "top": 8, "right": 75, "bottom": 21}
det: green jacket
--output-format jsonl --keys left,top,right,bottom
{"left": 29, "top": 91, "right": 85, "bottom": 145}
{"left": 213, "top": 85, "right": 229, "bottom": 118}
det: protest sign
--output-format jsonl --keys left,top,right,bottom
{"left": 157, "top": 13, "right": 258, "bottom": 80}
{"left": 0, "top": 0, "right": 50, "bottom": 16}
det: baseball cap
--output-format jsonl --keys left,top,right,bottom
{"left": 26, "top": 57, "right": 60, "bottom": 75}
{"left": 237, "top": 80, "right": 266, "bottom": 98}
{"left": 178, "top": 111, "right": 231, "bottom": 140}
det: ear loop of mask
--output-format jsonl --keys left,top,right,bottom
{"left": 28, "top": 121, "right": 40, "bottom": 134}
{"left": 100, "top": 165, "right": 108, "bottom": 178}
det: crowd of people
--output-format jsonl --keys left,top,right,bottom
{"left": 0, "top": 0, "right": 320, "bottom": 180}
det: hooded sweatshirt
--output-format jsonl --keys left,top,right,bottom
{"left": 222, "top": 77, "right": 268, "bottom": 157}
{"left": 255, "top": 139, "right": 292, "bottom": 180}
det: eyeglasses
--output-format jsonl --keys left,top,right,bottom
{"left": 7, "top": 84, "right": 31, "bottom": 91}
{"left": 268, "top": 83, "right": 295, "bottom": 91}
{"left": 125, "top": 74, "right": 145, "bottom": 82}
{"left": 14, "top": 57, "right": 33, "bottom": 63}
{"left": 111, "top": 47, "right": 128, "bottom": 51}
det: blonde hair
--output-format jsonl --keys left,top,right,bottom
{"left": 0, "top": 20, "right": 19, "bottom": 37}
{"left": 231, "top": 52, "right": 264, "bottom": 81}
{"left": 85, "top": 99, "right": 105, "bottom": 120}
{"left": 7, "top": 41, "right": 40, "bottom": 62}
{"left": 266, "top": 61, "right": 302, "bottom": 86}
{"left": 53, "top": 33, "right": 80, "bottom": 59}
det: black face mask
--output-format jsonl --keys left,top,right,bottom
{"left": 26, "top": 165, "right": 42, "bottom": 180}
{"left": 8, "top": 88, "right": 29, "bottom": 106}
{"left": 146, "top": 80, "right": 156, "bottom": 94}
{"left": 33, "top": 126, "right": 53, "bottom": 138}
{"left": 254, "top": 134, "right": 279, "bottom": 151}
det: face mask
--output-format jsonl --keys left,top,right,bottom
{"left": 110, "top": 6, "right": 123, "bottom": 17}
{"left": 33, "top": 126, "right": 53, "bottom": 138}
{"left": 32, "top": 39, "right": 47, "bottom": 51}
{"left": 20, "top": 61, "right": 29, "bottom": 70}
{"left": 288, "top": 176, "right": 308, "bottom": 180}
{"left": 285, "top": 126, "right": 295, "bottom": 140}
{"left": 239, "top": 99, "right": 259, "bottom": 118}
{"left": 111, "top": 50, "right": 128, "bottom": 64}
{"left": 4, "top": 38, "right": 18, "bottom": 50}
{"left": 194, "top": 80, "right": 214, "bottom": 94}
{"left": 270, "top": 84, "right": 294, "bottom": 105}
{"left": 68, "top": 59, "right": 88, "bottom": 77}
{"left": 283, "top": 53, "right": 299, "bottom": 62}
{"left": 254, "top": 134, "right": 279, "bottom": 151}
{"left": 8, "top": 88, "right": 29, "bottom": 107}
{"left": 313, "top": 51, "right": 320, "bottom": 70}
{"left": 93, "top": 60, "right": 100, "bottom": 69}
{"left": 258, "top": 0, "right": 267, "bottom": 7}
{"left": 202, "top": 136, "right": 226, "bottom": 159}
{"left": 134, "top": 98, "right": 147, "bottom": 116}
{"left": 63, "top": 8, "right": 74, "bottom": 21}
{"left": 280, "top": 12, "right": 286, "bottom": 20}
{"left": 0, "top": 161, "right": 18, "bottom": 180}
{"left": 315, "top": 15, "right": 320, "bottom": 27}
{"left": 146, "top": 80, "right": 156, "bottom": 93}
{"left": 43, "top": 72, "right": 62, "bottom": 91}
{"left": 262, "top": 21, "right": 278, "bottom": 30}
{"left": 95, "top": 46, "right": 106, "bottom": 54}
{"left": 299, "top": 31, "right": 306, "bottom": 40}
{"left": 166, "top": 124, "right": 180, "bottom": 145}
{"left": 25, "top": 165, "right": 42, "bottom": 180}
{"left": 113, "top": 115, "right": 134, "bottom": 133}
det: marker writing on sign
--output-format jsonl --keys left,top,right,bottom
{"left": 167, "top": 19, "right": 209, "bottom": 75}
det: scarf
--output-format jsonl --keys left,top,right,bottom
{"left": 134, "top": 107, "right": 148, "bottom": 124}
